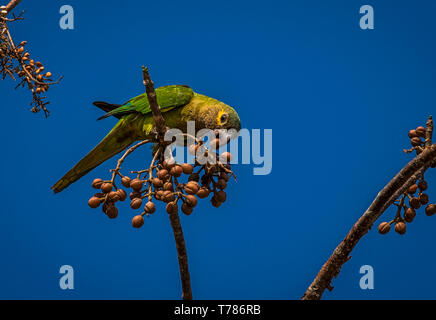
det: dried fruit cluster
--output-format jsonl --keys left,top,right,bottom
{"left": 378, "top": 178, "right": 436, "bottom": 235}
{"left": 405, "top": 125, "right": 430, "bottom": 155}
{"left": 379, "top": 121, "right": 436, "bottom": 235}
{"left": 0, "top": 6, "right": 61, "bottom": 116}
{"left": 87, "top": 139, "right": 235, "bottom": 229}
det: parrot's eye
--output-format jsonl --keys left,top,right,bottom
{"left": 220, "top": 113, "right": 229, "bottom": 125}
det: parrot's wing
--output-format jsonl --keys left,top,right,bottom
{"left": 97, "top": 85, "right": 194, "bottom": 120}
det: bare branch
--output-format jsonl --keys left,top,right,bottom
{"left": 302, "top": 115, "right": 436, "bottom": 300}
{"left": 142, "top": 66, "right": 167, "bottom": 139}
{"left": 168, "top": 207, "right": 193, "bottom": 300}
{"left": 142, "top": 66, "right": 192, "bottom": 300}
{"left": 4, "top": 0, "right": 22, "bottom": 13}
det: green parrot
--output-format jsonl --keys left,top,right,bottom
{"left": 52, "top": 85, "right": 241, "bottom": 193}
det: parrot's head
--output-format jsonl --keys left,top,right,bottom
{"left": 197, "top": 98, "right": 241, "bottom": 136}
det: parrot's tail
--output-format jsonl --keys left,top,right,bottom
{"left": 52, "top": 118, "right": 141, "bottom": 193}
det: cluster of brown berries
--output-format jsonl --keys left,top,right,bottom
{"left": 407, "top": 126, "right": 426, "bottom": 154}
{"left": 0, "top": 11, "right": 59, "bottom": 116}
{"left": 87, "top": 150, "right": 234, "bottom": 229}
{"left": 378, "top": 179, "right": 436, "bottom": 235}
{"left": 87, "top": 179, "right": 128, "bottom": 219}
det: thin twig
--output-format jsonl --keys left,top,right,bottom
{"left": 425, "top": 115, "right": 433, "bottom": 149}
{"left": 302, "top": 115, "right": 436, "bottom": 300}
{"left": 110, "top": 139, "right": 152, "bottom": 187}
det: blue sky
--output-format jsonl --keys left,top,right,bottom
{"left": 1, "top": 0, "right": 436, "bottom": 299}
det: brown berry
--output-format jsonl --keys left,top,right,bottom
{"left": 106, "top": 205, "right": 118, "bottom": 219}
{"left": 157, "top": 169, "right": 169, "bottom": 180}
{"left": 129, "top": 191, "right": 141, "bottom": 200}
{"left": 163, "top": 182, "right": 174, "bottom": 191}
{"left": 181, "top": 203, "right": 193, "bottom": 215}
{"left": 425, "top": 204, "right": 436, "bottom": 216}
{"left": 102, "top": 201, "right": 111, "bottom": 213}
{"left": 88, "top": 197, "right": 101, "bottom": 208}
{"left": 395, "top": 222, "right": 406, "bottom": 235}
{"left": 170, "top": 165, "right": 183, "bottom": 177}
{"left": 418, "top": 180, "right": 428, "bottom": 191}
{"left": 163, "top": 159, "right": 176, "bottom": 169}
{"left": 419, "top": 193, "right": 429, "bottom": 205}
{"left": 132, "top": 215, "right": 145, "bottom": 228}
{"left": 181, "top": 163, "right": 194, "bottom": 174}
{"left": 197, "top": 187, "right": 210, "bottom": 199}
{"left": 163, "top": 191, "right": 175, "bottom": 203}
{"left": 155, "top": 190, "right": 164, "bottom": 201}
{"left": 91, "top": 178, "right": 104, "bottom": 189}
{"left": 101, "top": 183, "right": 113, "bottom": 193}
{"left": 130, "top": 179, "right": 143, "bottom": 191}
{"left": 184, "top": 181, "right": 199, "bottom": 195}
{"left": 108, "top": 191, "right": 120, "bottom": 202}
{"left": 220, "top": 152, "right": 232, "bottom": 163}
{"left": 144, "top": 201, "right": 156, "bottom": 214}
{"left": 216, "top": 179, "right": 227, "bottom": 190}
{"left": 185, "top": 195, "right": 198, "bottom": 208}
{"left": 130, "top": 198, "right": 143, "bottom": 210}
{"left": 220, "top": 173, "right": 230, "bottom": 182}
{"left": 211, "top": 197, "right": 222, "bottom": 208}
{"left": 404, "top": 207, "right": 416, "bottom": 223}
{"left": 166, "top": 202, "right": 178, "bottom": 214}
{"left": 411, "top": 137, "right": 422, "bottom": 147}
{"left": 408, "top": 129, "right": 417, "bottom": 138}
{"left": 416, "top": 126, "right": 426, "bottom": 137}
{"left": 117, "top": 189, "right": 127, "bottom": 201}
{"left": 215, "top": 190, "right": 227, "bottom": 203}
{"left": 408, "top": 184, "right": 418, "bottom": 194}
{"left": 121, "top": 176, "right": 131, "bottom": 188}
{"left": 409, "top": 197, "right": 421, "bottom": 209}
{"left": 378, "top": 222, "right": 391, "bottom": 235}
{"left": 152, "top": 178, "right": 163, "bottom": 188}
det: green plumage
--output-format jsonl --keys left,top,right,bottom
{"left": 97, "top": 85, "right": 194, "bottom": 120}
{"left": 52, "top": 85, "right": 241, "bottom": 193}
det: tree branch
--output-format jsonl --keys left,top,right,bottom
{"left": 168, "top": 208, "right": 193, "bottom": 300}
{"left": 1, "top": 0, "right": 62, "bottom": 116}
{"left": 141, "top": 66, "right": 193, "bottom": 300}
{"left": 302, "top": 116, "right": 436, "bottom": 300}
{"left": 142, "top": 66, "right": 167, "bottom": 140}
{"left": 4, "top": 0, "right": 22, "bottom": 13}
